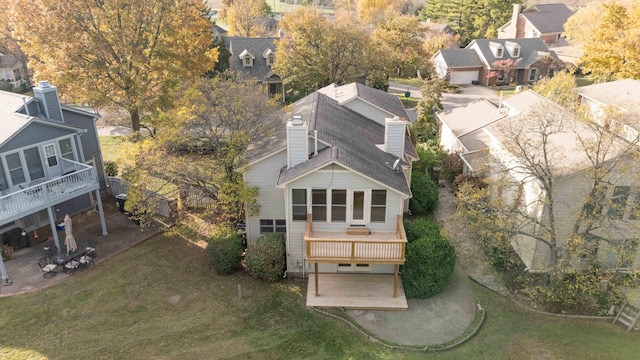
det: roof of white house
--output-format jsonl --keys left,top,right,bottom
{"left": 488, "top": 90, "right": 629, "bottom": 178}
{"left": 437, "top": 99, "right": 505, "bottom": 152}
{"left": 576, "top": 79, "right": 640, "bottom": 111}
{"left": 318, "top": 82, "right": 411, "bottom": 122}
{"left": 245, "top": 87, "right": 414, "bottom": 196}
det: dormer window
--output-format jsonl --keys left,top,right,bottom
{"left": 505, "top": 41, "right": 520, "bottom": 57}
{"left": 239, "top": 49, "right": 255, "bottom": 68}
{"left": 262, "top": 49, "right": 275, "bottom": 67}
{"left": 489, "top": 42, "right": 504, "bottom": 58}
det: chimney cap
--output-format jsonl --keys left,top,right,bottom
{"left": 37, "top": 81, "right": 51, "bottom": 88}
{"left": 292, "top": 115, "right": 303, "bottom": 125}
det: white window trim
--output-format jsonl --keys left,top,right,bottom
{"left": 528, "top": 68, "right": 538, "bottom": 81}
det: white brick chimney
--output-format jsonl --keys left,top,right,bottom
{"left": 286, "top": 115, "right": 309, "bottom": 168}
{"left": 384, "top": 116, "right": 406, "bottom": 159}
{"left": 33, "top": 81, "right": 64, "bottom": 122}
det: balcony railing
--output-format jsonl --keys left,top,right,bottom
{"left": 305, "top": 214, "right": 407, "bottom": 264}
{"left": 0, "top": 159, "right": 99, "bottom": 223}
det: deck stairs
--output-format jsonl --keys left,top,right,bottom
{"left": 613, "top": 301, "right": 640, "bottom": 332}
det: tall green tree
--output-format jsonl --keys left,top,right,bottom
{"left": 565, "top": 1, "right": 640, "bottom": 82}
{"left": 274, "top": 7, "right": 371, "bottom": 96}
{"left": 413, "top": 78, "right": 445, "bottom": 142}
{"left": 370, "top": 15, "right": 432, "bottom": 79}
{"left": 11, "top": 0, "right": 218, "bottom": 132}
{"left": 420, "top": 0, "right": 519, "bottom": 46}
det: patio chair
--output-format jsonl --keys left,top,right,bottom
{"left": 64, "top": 260, "right": 80, "bottom": 273}
{"left": 78, "top": 255, "right": 94, "bottom": 267}
{"left": 37, "top": 257, "right": 57, "bottom": 278}
{"left": 85, "top": 239, "right": 97, "bottom": 259}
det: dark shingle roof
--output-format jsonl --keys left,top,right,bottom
{"left": 225, "top": 37, "right": 280, "bottom": 82}
{"left": 523, "top": 4, "right": 573, "bottom": 34}
{"left": 436, "top": 49, "right": 483, "bottom": 68}
{"left": 276, "top": 93, "right": 411, "bottom": 196}
{"left": 470, "top": 38, "right": 562, "bottom": 69}
{"left": 353, "top": 83, "right": 409, "bottom": 122}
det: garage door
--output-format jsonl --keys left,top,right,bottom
{"left": 449, "top": 70, "right": 479, "bottom": 85}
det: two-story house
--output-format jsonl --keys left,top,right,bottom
{"left": 0, "top": 53, "right": 28, "bottom": 90}
{"left": 497, "top": 4, "right": 573, "bottom": 45}
{"left": 243, "top": 83, "right": 416, "bottom": 309}
{"left": 433, "top": 38, "right": 564, "bottom": 86}
{"left": 225, "top": 36, "right": 285, "bottom": 100}
{"left": 0, "top": 81, "right": 108, "bottom": 285}
{"left": 438, "top": 89, "right": 640, "bottom": 273}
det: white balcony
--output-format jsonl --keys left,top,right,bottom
{"left": 0, "top": 159, "right": 99, "bottom": 225}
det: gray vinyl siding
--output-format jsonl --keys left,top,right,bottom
{"left": 244, "top": 151, "right": 287, "bottom": 244}
{"left": 344, "top": 99, "right": 391, "bottom": 126}
{"left": 0, "top": 123, "right": 72, "bottom": 153}
{"left": 385, "top": 122, "right": 405, "bottom": 158}
{"left": 42, "top": 91, "right": 63, "bottom": 121}
{"left": 61, "top": 109, "right": 105, "bottom": 187}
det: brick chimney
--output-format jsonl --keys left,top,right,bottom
{"left": 286, "top": 115, "right": 309, "bottom": 168}
{"left": 33, "top": 81, "right": 64, "bottom": 122}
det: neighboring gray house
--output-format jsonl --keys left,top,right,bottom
{"left": 438, "top": 89, "right": 640, "bottom": 273}
{"left": 243, "top": 83, "right": 416, "bottom": 309}
{"left": 0, "top": 81, "right": 108, "bottom": 285}
{"left": 225, "top": 36, "right": 285, "bottom": 100}
{"left": 433, "top": 38, "right": 564, "bottom": 86}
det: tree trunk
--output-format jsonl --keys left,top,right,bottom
{"left": 129, "top": 106, "right": 140, "bottom": 132}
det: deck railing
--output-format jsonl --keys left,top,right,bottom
{"left": 305, "top": 215, "right": 407, "bottom": 264}
{"left": 0, "top": 159, "right": 98, "bottom": 222}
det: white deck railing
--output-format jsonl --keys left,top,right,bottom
{"left": 0, "top": 159, "right": 99, "bottom": 222}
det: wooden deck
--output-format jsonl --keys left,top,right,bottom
{"left": 306, "top": 274, "right": 408, "bottom": 310}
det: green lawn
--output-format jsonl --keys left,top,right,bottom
{"left": 391, "top": 78, "right": 424, "bottom": 88}
{"left": 99, "top": 136, "right": 127, "bottom": 163}
{"left": 1, "top": 234, "right": 638, "bottom": 359}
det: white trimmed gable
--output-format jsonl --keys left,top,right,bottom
{"left": 239, "top": 49, "right": 255, "bottom": 68}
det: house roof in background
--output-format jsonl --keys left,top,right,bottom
{"left": 318, "top": 82, "right": 417, "bottom": 160}
{"left": 469, "top": 38, "right": 562, "bottom": 69}
{"left": 0, "top": 54, "right": 20, "bottom": 70}
{"left": 576, "top": 79, "right": 640, "bottom": 111}
{"left": 225, "top": 36, "right": 280, "bottom": 82}
{"left": 435, "top": 49, "right": 483, "bottom": 68}
{"left": 522, "top": 4, "right": 573, "bottom": 34}
{"left": 437, "top": 99, "right": 505, "bottom": 152}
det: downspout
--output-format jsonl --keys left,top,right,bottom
{"left": 76, "top": 129, "right": 87, "bottom": 163}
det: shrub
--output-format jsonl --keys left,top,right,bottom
{"left": 413, "top": 141, "right": 445, "bottom": 174}
{"left": 401, "top": 232, "right": 457, "bottom": 298}
{"left": 452, "top": 173, "right": 486, "bottom": 194}
{"left": 441, "top": 152, "right": 464, "bottom": 183}
{"left": 206, "top": 226, "right": 243, "bottom": 275}
{"left": 409, "top": 171, "right": 439, "bottom": 216}
{"left": 104, "top": 161, "right": 118, "bottom": 177}
{"left": 403, "top": 217, "right": 441, "bottom": 243}
{"left": 245, "top": 233, "right": 286, "bottom": 282}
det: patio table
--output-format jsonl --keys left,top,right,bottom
{"left": 51, "top": 247, "right": 89, "bottom": 273}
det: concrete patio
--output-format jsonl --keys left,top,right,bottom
{"left": 0, "top": 209, "right": 162, "bottom": 296}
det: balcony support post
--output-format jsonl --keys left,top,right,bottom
{"left": 0, "top": 254, "right": 11, "bottom": 286}
{"left": 95, "top": 189, "right": 108, "bottom": 236}
{"left": 314, "top": 263, "right": 318, "bottom": 296}
{"left": 47, "top": 206, "right": 61, "bottom": 253}
{"left": 393, "top": 264, "right": 399, "bottom": 298}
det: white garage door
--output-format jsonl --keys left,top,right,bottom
{"left": 449, "top": 70, "right": 479, "bottom": 85}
